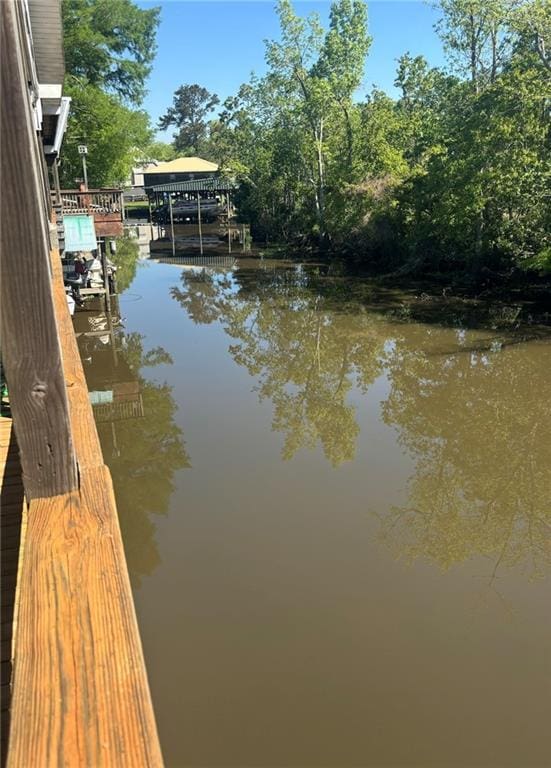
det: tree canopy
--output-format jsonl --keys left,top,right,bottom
{"left": 197, "top": 0, "right": 550, "bottom": 278}
{"left": 62, "top": 0, "right": 160, "bottom": 105}
{"left": 61, "top": 0, "right": 160, "bottom": 186}
{"left": 158, "top": 84, "right": 220, "bottom": 156}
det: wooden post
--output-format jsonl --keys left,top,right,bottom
{"left": 0, "top": 0, "right": 78, "bottom": 499}
{"left": 168, "top": 192, "right": 175, "bottom": 256}
{"left": 156, "top": 192, "right": 161, "bottom": 238}
{"left": 52, "top": 159, "right": 61, "bottom": 205}
{"left": 99, "top": 240, "right": 111, "bottom": 314}
{"left": 227, "top": 190, "right": 232, "bottom": 254}
{"left": 148, "top": 196, "right": 154, "bottom": 241}
{"left": 197, "top": 192, "right": 203, "bottom": 255}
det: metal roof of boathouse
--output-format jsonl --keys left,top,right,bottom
{"left": 149, "top": 176, "right": 238, "bottom": 194}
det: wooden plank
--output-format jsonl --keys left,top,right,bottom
{"left": 80, "top": 287, "right": 107, "bottom": 296}
{"left": 6, "top": 244, "right": 163, "bottom": 766}
{"left": 0, "top": 0, "right": 77, "bottom": 499}
{"left": 0, "top": 419, "right": 24, "bottom": 767}
{"left": 50, "top": 250, "right": 104, "bottom": 470}
{"left": 7, "top": 466, "right": 163, "bottom": 768}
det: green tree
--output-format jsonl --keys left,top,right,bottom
{"left": 435, "top": 0, "right": 517, "bottom": 92}
{"left": 61, "top": 81, "right": 152, "bottom": 186}
{"left": 512, "top": 0, "right": 551, "bottom": 71}
{"left": 196, "top": 0, "right": 549, "bottom": 279}
{"left": 61, "top": 0, "right": 160, "bottom": 186}
{"left": 62, "top": 0, "right": 160, "bottom": 105}
{"left": 140, "top": 141, "right": 177, "bottom": 162}
{"left": 265, "top": 0, "right": 370, "bottom": 242}
{"left": 158, "top": 84, "right": 220, "bottom": 156}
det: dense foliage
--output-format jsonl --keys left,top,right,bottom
{"left": 202, "top": 0, "right": 550, "bottom": 277}
{"left": 60, "top": 0, "right": 160, "bottom": 187}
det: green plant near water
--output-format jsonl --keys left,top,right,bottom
{"left": 189, "top": 0, "right": 550, "bottom": 280}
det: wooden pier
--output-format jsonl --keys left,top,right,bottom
{"left": 0, "top": 1, "right": 162, "bottom": 764}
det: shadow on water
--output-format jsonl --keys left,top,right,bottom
{"left": 170, "top": 261, "right": 551, "bottom": 581}
{"left": 75, "top": 303, "right": 190, "bottom": 585}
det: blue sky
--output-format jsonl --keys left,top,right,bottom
{"left": 137, "top": 1, "right": 446, "bottom": 140}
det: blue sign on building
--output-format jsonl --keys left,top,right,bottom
{"left": 63, "top": 215, "right": 97, "bottom": 252}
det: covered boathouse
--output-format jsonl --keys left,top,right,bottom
{"left": 143, "top": 156, "right": 219, "bottom": 190}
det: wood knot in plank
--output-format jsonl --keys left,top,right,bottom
{"left": 31, "top": 382, "right": 47, "bottom": 400}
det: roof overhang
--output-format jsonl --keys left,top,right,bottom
{"left": 149, "top": 176, "right": 237, "bottom": 194}
{"left": 43, "top": 96, "right": 71, "bottom": 156}
{"left": 27, "top": 0, "right": 65, "bottom": 86}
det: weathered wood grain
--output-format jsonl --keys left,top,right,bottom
{"left": 2, "top": 5, "right": 162, "bottom": 762}
{"left": 0, "top": 0, "right": 77, "bottom": 499}
{"left": 50, "top": 250, "right": 105, "bottom": 469}
{"left": 7, "top": 467, "right": 164, "bottom": 768}
{"left": 6, "top": 224, "right": 163, "bottom": 768}
{"left": 0, "top": 421, "right": 25, "bottom": 768}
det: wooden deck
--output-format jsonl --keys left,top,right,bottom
{"left": 2, "top": 251, "right": 163, "bottom": 767}
{"left": 57, "top": 189, "right": 124, "bottom": 238}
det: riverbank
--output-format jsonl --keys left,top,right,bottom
{"left": 211, "top": 246, "right": 551, "bottom": 331}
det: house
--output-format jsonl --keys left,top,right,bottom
{"left": 143, "top": 156, "right": 218, "bottom": 190}
{"left": 26, "top": 0, "right": 71, "bottom": 195}
{"left": 130, "top": 161, "right": 158, "bottom": 188}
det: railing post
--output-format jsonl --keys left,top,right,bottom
{"left": 0, "top": 0, "right": 78, "bottom": 498}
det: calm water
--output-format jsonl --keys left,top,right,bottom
{"left": 77, "top": 259, "right": 550, "bottom": 768}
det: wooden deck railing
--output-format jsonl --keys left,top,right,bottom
{"left": 5, "top": 251, "right": 163, "bottom": 767}
{"left": 58, "top": 188, "right": 123, "bottom": 214}
{"left": 1, "top": 1, "right": 162, "bottom": 764}
{"left": 56, "top": 189, "right": 125, "bottom": 237}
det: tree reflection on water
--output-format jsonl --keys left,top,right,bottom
{"left": 78, "top": 321, "right": 189, "bottom": 585}
{"left": 171, "top": 263, "right": 551, "bottom": 579}
{"left": 173, "top": 267, "right": 384, "bottom": 466}
{"left": 379, "top": 327, "right": 551, "bottom": 581}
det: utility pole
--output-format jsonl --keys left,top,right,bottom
{"left": 78, "top": 144, "right": 88, "bottom": 189}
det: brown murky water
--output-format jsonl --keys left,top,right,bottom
{"left": 76, "top": 259, "right": 551, "bottom": 768}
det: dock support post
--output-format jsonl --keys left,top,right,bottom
{"left": 169, "top": 193, "right": 175, "bottom": 256}
{"left": 197, "top": 192, "right": 203, "bottom": 255}
{"left": 227, "top": 191, "right": 232, "bottom": 254}
{"left": 148, "top": 197, "right": 154, "bottom": 241}
{"left": 99, "top": 240, "right": 111, "bottom": 314}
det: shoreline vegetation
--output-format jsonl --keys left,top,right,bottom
{"left": 61, "top": 0, "right": 550, "bottom": 318}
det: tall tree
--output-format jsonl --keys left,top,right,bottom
{"left": 264, "top": 0, "right": 370, "bottom": 242}
{"left": 61, "top": 81, "right": 152, "bottom": 186}
{"left": 62, "top": 0, "right": 160, "bottom": 106}
{"left": 158, "top": 84, "right": 220, "bottom": 155}
{"left": 61, "top": 0, "right": 160, "bottom": 185}
{"left": 435, "top": 0, "right": 517, "bottom": 92}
